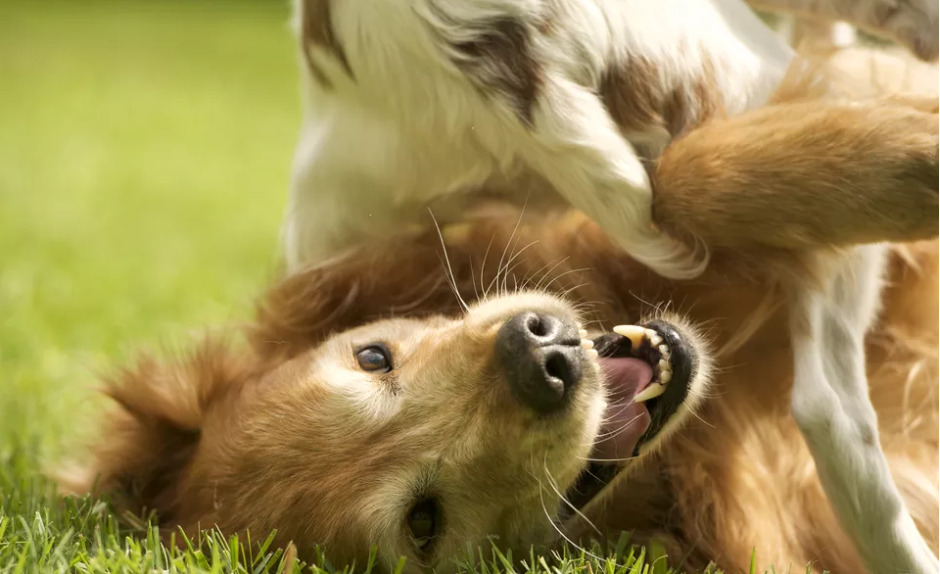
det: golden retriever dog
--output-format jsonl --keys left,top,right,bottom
{"left": 62, "top": 93, "right": 938, "bottom": 572}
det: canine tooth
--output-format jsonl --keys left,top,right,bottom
{"left": 658, "top": 359, "right": 671, "bottom": 373}
{"left": 613, "top": 325, "right": 646, "bottom": 347}
{"left": 581, "top": 339, "right": 594, "bottom": 349}
{"left": 660, "top": 371, "right": 672, "bottom": 384}
{"left": 633, "top": 382, "right": 666, "bottom": 403}
{"left": 586, "top": 349, "right": 599, "bottom": 360}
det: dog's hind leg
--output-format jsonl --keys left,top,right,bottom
{"left": 788, "top": 247, "right": 939, "bottom": 574}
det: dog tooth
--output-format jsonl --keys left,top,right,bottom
{"left": 579, "top": 329, "right": 588, "bottom": 338}
{"left": 586, "top": 349, "right": 599, "bottom": 360}
{"left": 658, "top": 359, "right": 671, "bottom": 373}
{"left": 644, "top": 328, "right": 662, "bottom": 346}
{"left": 660, "top": 370, "right": 672, "bottom": 384}
{"left": 581, "top": 339, "right": 594, "bottom": 349}
{"left": 633, "top": 382, "right": 666, "bottom": 403}
{"left": 613, "top": 325, "right": 646, "bottom": 347}
{"left": 658, "top": 344, "right": 670, "bottom": 356}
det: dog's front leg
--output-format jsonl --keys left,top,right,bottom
{"left": 651, "top": 97, "right": 939, "bottom": 252}
{"left": 789, "top": 247, "right": 939, "bottom": 574}
{"left": 515, "top": 77, "right": 707, "bottom": 280}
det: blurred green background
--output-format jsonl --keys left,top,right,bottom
{"left": 0, "top": 0, "right": 296, "bottom": 471}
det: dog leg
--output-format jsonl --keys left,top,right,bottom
{"left": 517, "top": 77, "right": 707, "bottom": 280}
{"left": 652, "top": 94, "right": 938, "bottom": 569}
{"left": 789, "top": 247, "right": 939, "bottom": 574}
{"left": 652, "top": 97, "right": 939, "bottom": 251}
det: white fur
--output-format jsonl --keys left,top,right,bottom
{"left": 284, "top": 0, "right": 795, "bottom": 279}
{"left": 789, "top": 246, "right": 939, "bottom": 574}
{"left": 283, "top": 0, "right": 939, "bottom": 570}
{"left": 283, "top": 0, "right": 937, "bottom": 279}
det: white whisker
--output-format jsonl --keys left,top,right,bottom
{"left": 542, "top": 457, "right": 601, "bottom": 536}
{"left": 429, "top": 209, "right": 470, "bottom": 314}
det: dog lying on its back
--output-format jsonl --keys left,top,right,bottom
{"left": 283, "top": 7, "right": 939, "bottom": 566}
{"left": 63, "top": 87, "right": 939, "bottom": 573}
{"left": 283, "top": 0, "right": 938, "bottom": 279}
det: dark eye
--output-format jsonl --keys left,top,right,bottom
{"left": 407, "top": 498, "right": 440, "bottom": 552}
{"left": 356, "top": 344, "right": 392, "bottom": 373}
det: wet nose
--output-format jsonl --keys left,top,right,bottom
{"left": 495, "top": 312, "right": 584, "bottom": 414}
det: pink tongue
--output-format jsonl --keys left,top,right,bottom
{"left": 593, "top": 358, "right": 653, "bottom": 460}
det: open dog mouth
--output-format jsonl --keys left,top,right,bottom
{"left": 566, "top": 320, "right": 696, "bottom": 511}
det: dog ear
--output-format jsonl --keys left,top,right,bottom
{"left": 59, "top": 338, "right": 248, "bottom": 526}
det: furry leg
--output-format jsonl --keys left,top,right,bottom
{"left": 518, "top": 77, "right": 707, "bottom": 280}
{"left": 789, "top": 245, "right": 939, "bottom": 574}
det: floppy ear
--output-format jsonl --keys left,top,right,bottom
{"left": 59, "top": 339, "right": 249, "bottom": 526}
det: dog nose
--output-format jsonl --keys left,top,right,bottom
{"left": 495, "top": 312, "right": 584, "bottom": 414}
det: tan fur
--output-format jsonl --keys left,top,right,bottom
{"left": 62, "top": 94, "right": 939, "bottom": 572}
{"left": 653, "top": 96, "right": 938, "bottom": 252}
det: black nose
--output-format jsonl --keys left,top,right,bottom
{"left": 495, "top": 312, "right": 584, "bottom": 414}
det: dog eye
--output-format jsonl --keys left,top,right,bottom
{"left": 407, "top": 498, "right": 439, "bottom": 552}
{"left": 356, "top": 344, "right": 392, "bottom": 373}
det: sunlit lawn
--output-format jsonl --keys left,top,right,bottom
{"left": 0, "top": 1, "right": 299, "bottom": 568}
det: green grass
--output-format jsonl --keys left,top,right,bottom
{"left": 0, "top": 0, "right": 296, "bottom": 570}
{"left": 0, "top": 2, "right": 818, "bottom": 572}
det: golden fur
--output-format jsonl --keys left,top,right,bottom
{"left": 61, "top": 85, "right": 938, "bottom": 572}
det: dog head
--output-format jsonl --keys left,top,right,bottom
{"left": 63, "top": 237, "right": 710, "bottom": 572}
